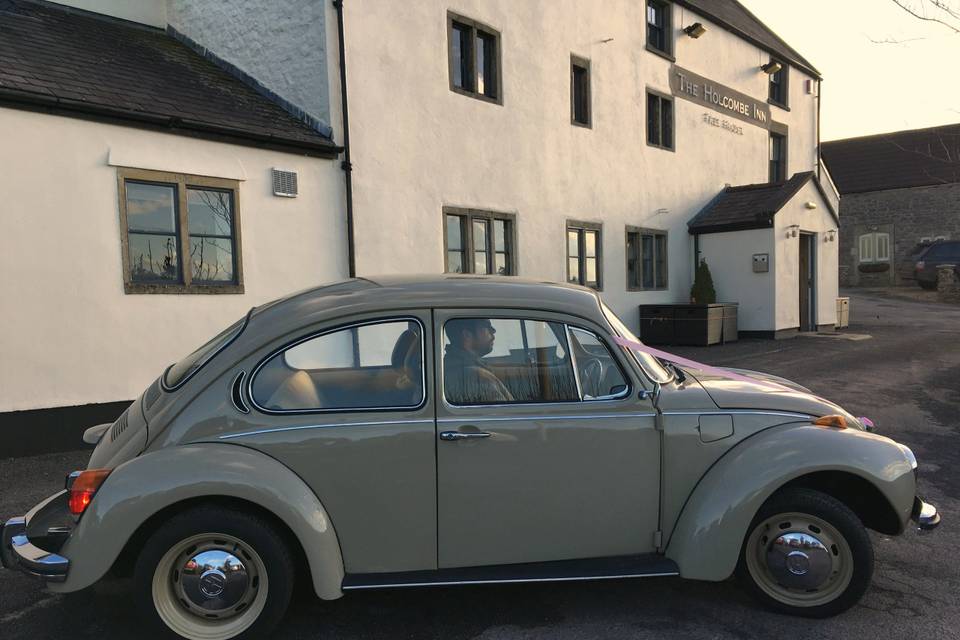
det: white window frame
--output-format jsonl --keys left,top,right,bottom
{"left": 858, "top": 232, "right": 890, "bottom": 264}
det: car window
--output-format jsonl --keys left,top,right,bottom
{"left": 600, "top": 302, "right": 672, "bottom": 384}
{"left": 163, "top": 314, "right": 247, "bottom": 390}
{"left": 567, "top": 328, "right": 630, "bottom": 400}
{"left": 442, "top": 318, "right": 579, "bottom": 405}
{"left": 251, "top": 319, "right": 424, "bottom": 412}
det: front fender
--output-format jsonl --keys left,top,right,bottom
{"left": 664, "top": 423, "right": 915, "bottom": 581}
{"left": 48, "top": 443, "right": 345, "bottom": 600}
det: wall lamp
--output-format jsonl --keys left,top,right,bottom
{"left": 761, "top": 60, "right": 782, "bottom": 75}
{"left": 825, "top": 229, "right": 837, "bottom": 243}
{"left": 683, "top": 22, "right": 707, "bottom": 38}
{"left": 786, "top": 224, "right": 800, "bottom": 238}
{"left": 804, "top": 201, "right": 818, "bottom": 210}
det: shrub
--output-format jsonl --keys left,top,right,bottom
{"left": 690, "top": 259, "right": 717, "bottom": 304}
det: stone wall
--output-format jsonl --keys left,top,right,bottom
{"left": 938, "top": 264, "right": 960, "bottom": 303}
{"left": 837, "top": 182, "right": 960, "bottom": 286}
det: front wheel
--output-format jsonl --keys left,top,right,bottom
{"left": 736, "top": 488, "right": 873, "bottom": 618}
{"left": 134, "top": 506, "right": 294, "bottom": 640}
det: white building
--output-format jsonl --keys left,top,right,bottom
{"left": 0, "top": 0, "right": 838, "bottom": 453}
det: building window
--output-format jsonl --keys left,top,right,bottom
{"left": 118, "top": 168, "right": 242, "bottom": 294}
{"left": 647, "top": 91, "right": 674, "bottom": 150}
{"left": 859, "top": 232, "right": 890, "bottom": 264}
{"left": 769, "top": 132, "right": 787, "bottom": 182}
{"left": 768, "top": 62, "right": 788, "bottom": 107}
{"left": 646, "top": 0, "right": 672, "bottom": 56}
{"left": 444, "top": 208, "right": 515, "bottom": 275}
{"left": 626, "top": 228, "right": 668, "bottom": 290}
{"left": 448, "top": 12, "right": 501, "bottom": 104}
{"left": 567, "top": 221, "right": 602, "bottom": 290}
{"left": 571, "top": 55, "right": 591, "bottom": 127}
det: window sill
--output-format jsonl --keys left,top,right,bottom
{"left": 645, "top": 44, "right": 675, "bottom": 63}
{"left": 124, "top": 282, "right": 245, "bottom": 295}
{"left": 627, "top": 287, "right": 669, "bottom": 292}
{"left": 646, "top": 141, "right": 675, "bottom": 153}
{"left": 571, "top": 119, "right": 592, "bottom": 129}
{"left": 449, "top": 85, "right": 503, "bottom": 106}
{"left": 767, "top": 98, "right": 790, "bottom": 111}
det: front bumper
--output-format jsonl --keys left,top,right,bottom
{"left": 912, "top": 497, "right": 941, "bottom": 531}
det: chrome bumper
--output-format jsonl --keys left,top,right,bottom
{"left": 2, "top": 516, "right": 70, "bottom": 582}
{"left": 912, "top": 497, "right": 941, "bottom": 532}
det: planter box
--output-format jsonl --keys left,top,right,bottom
{"left": 639, "top": 303, "right": 738, "bottom": 346}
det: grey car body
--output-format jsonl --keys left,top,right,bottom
{"left": 1, "top": 275, "right": 939, "bottom": 638}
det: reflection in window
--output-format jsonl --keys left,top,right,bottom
{"left": 252, "top": 320, "right": 424, "bottom": 411}
{"left": 567, "top": 223, "right": 602, "bottom": 290}
{"left": 444, "top": 209, "right": 515, "bottom": 275}
{"left": 626, "top": 228, "right": 668, "bottom": 290}
{"left": 449, "top": 13, "right": 500, "bottom": 101}
{"left": 567, "top": 328, "right": 629, "bottom": 400}
{"left": 188, "top": 188, "right": 235, "bottom": 283}
{"left": 646, "top": 0, "right": 671, "bottom": 54}
{"left": 443, "top": 318, "right": 578, "bottom": 405}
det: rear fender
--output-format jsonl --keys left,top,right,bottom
{"left": 48, "top": 443, "right": 345, "bottom": 599}
{"left": 664, "top": 423, "right": 915, "bottom": 581}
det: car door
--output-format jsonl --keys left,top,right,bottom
{"left": 434, "top": 309, "right": 661, "bottom": 569}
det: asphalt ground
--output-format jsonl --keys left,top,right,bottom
{"left": 1, "top": 290, "right": 957, "bottom": 639}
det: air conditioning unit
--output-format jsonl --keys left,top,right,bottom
{"left": 272, "top": 168, "right": 298, "bottom": 197}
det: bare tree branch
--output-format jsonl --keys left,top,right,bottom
{"left": 890, "top": 0, "right": 960, "bottom": 33}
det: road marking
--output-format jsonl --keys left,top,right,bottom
{"left": 0, "top": 595, "right": 60, "bottom": 624}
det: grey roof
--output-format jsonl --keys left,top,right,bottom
{"left": 0, "top": 0, "right": 338, "bottom": 156}
{"left": 676, "top": 0, "right": 820, "bottom": 78}
{"left": 688, "top": 172, "right": 837, "bottom": 235}
{"left": 247, "top": 275, "right": 606, "bottom": 340}
{"left": 821, "top": 124, "right": 960, "bottom": 195}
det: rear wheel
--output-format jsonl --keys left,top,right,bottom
{"left": 134, "top": 506, "right": 294, "bottom": 640}
{"left": 736, "top": 488, "right": 873, "bottom": 618}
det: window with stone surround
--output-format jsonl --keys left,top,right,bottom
{"left": 444, "top": 208, "right": 516, "bottom": 275}
{"left": 448, "top": 12, "right": 501, "bottom": 104}
{"left": 118, "top": 168, "right": 242, "bottom": 294}
{"left": 858, "top": 232, "right": 890, "bottom": 264}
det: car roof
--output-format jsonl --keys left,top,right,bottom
{"left": 246, "top": 275, "right": 606, "bottom": 339}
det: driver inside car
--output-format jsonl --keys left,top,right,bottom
{"left": 443, "top": 319, "right": 514, "bottom": 404}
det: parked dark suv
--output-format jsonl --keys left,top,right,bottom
{"left": 914, "top": 240, "right": 960, "bottom": 289}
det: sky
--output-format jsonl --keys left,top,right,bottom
{"left": 740, "top": 0, "right": 960, "bottom": 141}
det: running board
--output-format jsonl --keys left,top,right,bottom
{"left": 342, "top": 554, "right": 678, "bottom": 590}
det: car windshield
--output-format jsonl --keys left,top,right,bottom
{"left": 163, "top": 314, "right": 248, "bottom": 389}
{"left": 600, "top": 302, "right": 672, "bottom": 384}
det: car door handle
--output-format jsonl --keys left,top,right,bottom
{"left": 439, "top": 431, "right": 492, "bottom": 441}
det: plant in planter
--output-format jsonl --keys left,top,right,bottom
{"left": 690, "top": 259, "right": 717, "bottom": 304}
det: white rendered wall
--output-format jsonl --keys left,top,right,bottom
{"left": 0, "top": 108, "right": 347, "bottom": 412}
{"left": 773, "top": 182, "right": 840, "bottom": 331}
{"left": 167, "top": 0, "right": 332, "bottom": 129}
{"left": 697, "top": 229, "right": 775, "bottom": 331}
{"left": 338, "top": 0, "right": 821, "bottom": 332}
{"left": 48, "top": 0, "right": 166, "bottom": 27}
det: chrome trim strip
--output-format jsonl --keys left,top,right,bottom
{"left": 342, "top": 571, "right": 679, "bottom": 590}
{"left": 248, "top": 316, "right": 428, "bottom": 416}
{"left": 661, "top": 410, "right": 812, "bottom": 419}
{"left": 230, "top": 371, "right": 250, "bottom": 414}
{"left": 436, "top": 413, "right": 657, "bottom": 424}
{"left": 218, "top": 418, "right": 435, "bottom": 440}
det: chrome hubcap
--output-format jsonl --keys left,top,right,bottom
{"left": 745, "top": 512, "right": 853, "bottom": 607}
{"left": 168, "top": 537, "right": 262, "bottom": 622}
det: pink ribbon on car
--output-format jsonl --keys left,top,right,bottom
{"left": 612, "top": 335, "right": 794, "bottom": 393}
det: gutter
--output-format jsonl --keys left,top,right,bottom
{"left": 0, "top": 88, "right": 341, "bottom": 158}
{"left": 333, "top": 0, "right": 357, "bottom": 278}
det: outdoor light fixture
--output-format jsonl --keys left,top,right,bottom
{"left": 825, "top": 229, "right": 838, "bottom": 242}
{"left": 683, "top": 22, "right": 707, "bottom": 38}
{"left": 786, "top": 224, "right": 800, "bottom": 238}
{"left": 804, "top": 201, "right": 818, "bottom": 210}
{"left": 761, "top": 60, "right": 782, "bottom": 75}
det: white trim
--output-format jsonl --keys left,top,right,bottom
{"left": 341, "top": 571, "right": 679, "bottom": 590}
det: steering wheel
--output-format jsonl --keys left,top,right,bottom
{"left": 580, "top": 357, "right": 607, "bottom": 399}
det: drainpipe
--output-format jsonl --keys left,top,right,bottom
{"left": 333, "top": 0, "right": 356, "bottom": 278}
{"left": 816, "top": 79, "right": 822, "bottom": 182}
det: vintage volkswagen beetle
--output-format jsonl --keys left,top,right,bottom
{"left": 1, "top": 276, "right": 940, "bottom": 639}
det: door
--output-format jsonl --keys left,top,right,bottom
{"left": 799, "top": 233, "right": 816, "bottom": 331}
{"left": 433, "top": 310, "right": 661, "bottom": 569}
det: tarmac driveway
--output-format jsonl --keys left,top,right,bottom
{"left": 1, "top": 290, "right": 957, "bottom": 639}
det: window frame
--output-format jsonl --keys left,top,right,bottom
{"left": 443, "top": 207, "right": 517, "bottom": 276}
{"left": 248, "top": 315, "right": 428, "bottom": 415}
{"left": 768, "top": 61, "right": 790, "bottom": 109}
{"left": 439, "top": 314, "right": 632, "bottom": 408}
{"left": 570, "top": 54, "right": 592, "bottom": 128}
{"left": 117, "top": 167, "right": 243, "bottom": 295}
{"left": 645, "top": 0, "right": 674, "bottom": 60}
{"left": 858, "top": 232, "right": 891, "bottom": 264}
{"left": 625, "top": 226, "right": 669, "bottom": 291}
{"left": 566, "top": 220, "right": 603, "bottom": 291}
{"left": 447, "top": 11, "right": 503, "bottom": 105}
{"left": 646, "top": 89, "right": 675, "bottom": 152}
{"left": 769, "top": 131, "right": 787, "bottom": 183}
